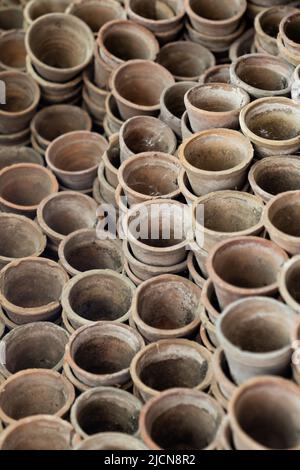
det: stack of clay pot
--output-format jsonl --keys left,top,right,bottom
{"left": 277, "top": 10, "right": 300, "bottom": 66}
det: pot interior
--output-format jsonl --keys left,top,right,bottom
{"left": 164, "top": 83, "right": 194, "bottom": 118}
{"left": 103, "top": 24, "right": 155, "bottom": 62}
{"left": 0, "top": 217, "right": 42, "bottom": 259}
{"left": 28, "top": 0, "right": 69, "bottom": 21}
{"left": 129, "top": 0, "right": 178, "bottom": 20}
{"left": 254, "top": 162, "right": 300, "bottom": 196}
{"left": 123, "top": 119, "right": 174, "bottom": 155}
{"left": 158, "top": 43, "right": 212, "bottom": 79}
{"left": 189, "top": 0, "right": 242, "bottom": 21}
{"left": 0, "top": 8, "right": 23, "bottom": 30}
{"left": 268, "top": 195, "right": 300, "bottom": 237}
{"left": 285, "top": 261, "right": 300, "bottom": 304}
{"left": 187, "top": 84, "right": 246, "bottom": 112}
{"left": 1, "top": 75, "right": 35, "bottom": 113}
{"left": 0, "top": 33, "right": 26, "bottom": 69}
{"left": 35, "top": 108, "right": 90, "bottom": 143}
{"left": 235, "top": 59, "right": 289, "bottom": 91}
{"left": 283, "top": 14, "right": 300, "bottom": 44}
{"left": 70, "top": 3, "right": 123, "bottom": 33}
{"left": 246, "top": 105, "right": 300, "bottom": 141}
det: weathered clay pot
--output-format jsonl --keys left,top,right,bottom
{"left": 156, "top": 41, "right": 215, "bottom": 81}
{"left": 131, "top": 339, "right": 213, "bottom": 402}
{"left": 0, "top": 71, "right": 40, "bottom": 134}
{"left": 0, "top": 415, "right": 76, "bottom": 450}
{"left": 185, "top": 83, "right": 250, "bottom": 133}
{"left": 0, "top": 146, "right": 43, "bottom": 170}
{"left": 125, "top": 0, "right": 185, "bottom": 33}
{"left": 97, "top": 19, "right": 159, "bottom": 68}
{"left": 181, "top": 111, "right": 193, "bottom": 139}
{"left": 75, "top": 432, "right": 148, "bottom": 450}
{"left": 279, "top": 255, "right": 300, "bottom": 314}
{"left": 66, "top": 0, "right": 126, "bottom": 34}
{"left": 31, "top": 105, "right": 92, "bottom": 152}
{"left": 264, "top": 190, "right": 300, "bottom": 255}
{"left": 198, "top": 64, "right": 230, "bottom": 84}
{"left": 184, "top": 0, "right": 247, "bottom": 36}
{"left": 229, "top": 27, "right": 254, "bottom": 62}
{"left": 200, "top": 307, "right": 219, "bottom": 348}
{"left": 65, "top": 322, "right": 144, "bottom": 387}
{"left": 62, "top": 270, "right": 134, "bottom": 328}
{"left": 94, "top": 43, "right": 114, "bottom": 90}
{"left": 217, "top": 296, "right": 296, "bottom": 385}
{"left": 83, "top": 65, "right": 108, "bottom": 109}
{"left": 239, "top": 97, "right": 300, "bottom": 157}
{"left": 111, "top": 59, "right": 175, "bottom": 120}
{"left": 179, "top": 129, "right": 253, "bottom": 196}
{"left": 0, "top": 213, "right": 46, "bottom": 269}
{"left": 193, "top": 244, "right": 209, "bottom": 278}
{"left": 97, "top": 161, "right": 117, "bottom": 206}
{"left": 119, "top": 116, "right": 177, "bottom": 163}
{"left": 123, "top": 258, "right": 144, "bottom": 286}
{"left": 207, "top": 236, "right": 288, "bottom": 309}
{"left": 230, "top": 54, "right": 293, "bottom": 99}
{"left": 0, "top": 30, "right": 26, "bottom": 72}
{"left": 160, "top": 81, "right": 195, "bottom": 137}
{"left": 279, "top": 11, "right": 300, "bottom": 56}
{"left": 71, "top": 387, "right": 142, "bottom": 438}
{"left": 212, "top": 348, "right": 237, "bottom": 403}
{"left": 139, "top": 388, "right": 224, "bottom": 450}
{"left": 0, "top": 6, "right": 23, "bottom": 31}
{"left": 228, "top": 376, "right": 300, "bottom": 450}
{"left": 0, "top": 322, "right": 69, "bottom": 378}
{"left": 24, "top": 0, "right": 71, "bottom": 26}
{"left": 82, "top": 87, "right": 106, "bottom": 123}
{"left": 0, "top": 257, "right": 68, "bottom": 324}
{"left": 201, "top": 279, "right": 221, "bottom": 325}
{"left": 0, "top": 369, "right": 75, "bottom": 425}
{"left": 25, "top": 13, "right": 94, "bottom": 82}
{"left": 0, "top": 163, "right": 58, "bottom": 218}
{"left": 187, "top": 251, "right": 206, "bottom": 288}
{"left": 102, "top": 134, "right": 120, "bottom": 188}
{"left": 193, "top": 191, "right": 264, "bottom": 252}
{"left": 105, "top": 94, "right": 124, "bottom": 134}
{"left": 277, "top": 31, "right": 300, "bottom": 67}
{"left": 178, "top": 168, "right": 197, "bottom": 206}
{"left": 131, "top": 274, "right": 202, "bottom": 342}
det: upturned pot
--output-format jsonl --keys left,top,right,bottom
{"left": 111, "top": 59, "right": 175, "bottom": 120}
{"left": 0, "top": 257, "right": 68, "bottom": 324}
{"left": 212, "top": 348, "right": 237, "bottom": 402}
{"left": 0, "top": 369, "right": 75, "bottom": 425}
{"left": 193, "top": 191, "right": 264, "bottom": 252}
{"left": 139, "top": 388, "right": 224, "bottom": 450}
{"left": 279, "top": 256, "right": 300, "bottom": 314}
{"left": 187, "top": 251, "right": 206, "bottom": 288}
{"left": 105, "top": 94, "right": 124, "bottom": 134}
{"left": 184, "top": 83, "right": 249, "bottom": 133}
{"left": 264, "top": 190, "right": 300, "bottom": 255}
{"left": 279, "top": 11, "right": 300, "bottom": 56}
{"left": 102, "top": 134, "right": 121, "bottom": 188}
{"left": 159, "top": 81, "right": 195, "bottom": 137}
{"left": 201, "top": 279, "right": 221, "bottom": 325}
{"left": 230, "top": 54, "right": 293, "bottom": 99}
{"left": 228, "top": 376, "right": 300, "bottom": 450}
{"left": 71, "top": 387, "right": 142, "bottom": 438}
{"left": 125, "top": 0, "right": 185, "bottom": 33}
{"left": 0, "top": 146, "right": 43, "bottom": 170}
{"left": 179, "top": 129, "right": 253, "bottom": 196}
{"left": 65, "top": 322, "right": 144, "bottom": 387}
{"left": 0, "top": 322, "right": 69, "bottom": 378}
{"left": 0, "top": 71, "right": 40, "bottom": 134}
{"left": 0, "top": 30, "right": 26, "bottom": 72}
{"left": 239, "top": 97, "right": 300, "bottom": 157}
{"left": 0, "top": 163, "right": 58, "bottom": 218}
{"left": 131, "top": 274, "right": 202, "bottom": 342}
{"left": 25, "top": 13, "right": 94, "bottom": 83}
{"left": 156, "top": 41, "right": 215, "bottom": 81}
{"left": 0, "top": 6, "right": 23, "bottom": 31}
{"left": 217, "top": 296, "right": 296, "bottom": 385}
{"left": 62, "top": 269, "right": 134, "bottom": 328}
{"left": 0, "top": 415, "right": 76, "bottom": 450}
{"left": 207, "top": 236, "right": 288, "bottom": 309}
{"left": 229, "top": 27, "right": 254, "bottom": 62}
{"left": 119, "top": 116, "right": 177, "bottom": 163}
{"left": 75, "top": 432, "right": 148, "bottom": 450}
{"left": 24, "top": 0, "right": 71, "bottom": 26}
{"left": 131, "top": 339, "right": 213, "bottom": 402}
{"left": 198, "top": 64, "right": 230, "bottom": 84}
{"left": 0, "top": 213, "right": 46, "bottom": 268}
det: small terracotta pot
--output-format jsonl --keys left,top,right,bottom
{"left": 239, "top": 97, "right": 300, "bottom": 157}
{"left": 193, "top": 190, "right": 264, "bottom": 252}
{"left": 25, "top": 13, "right": 94, "bottom": 82}
{"left": 156, "top": 40, "right": 215, "bottom": 81}
{"left": 160, "top": 81, "right": 195, "bottom": 137}
{"left": 279, "top": 11, "right": 300, "bottom": 56}
{"left": 0, "top": 369, "right": 75, "bottom": 425}
{"left": 0, "top": 146, "right": 43, "bottom": 170}
{"left": 131, "top": 274, "right": 202, "bottom": 342}
{"left": 131, "top": 339, "right": 213, "bottom": 402}
{"left": 212, "top": 348, "right": 237, "bottom": 401}
{"left": 228, "top": 376, "right": 300, "bottom": 450}
{"left": 201, "top": 279, "right": 221, "bottom": 325}
{"left": 0, "top": 30, "right": 26, "bottom": 72}
{"left": 229, "top": 27, "right": 254, "bottom": 61}
{"left": 279, "top": 256, "right": 300, "bottom": 314}
{"left": 0, "top": 415, "right": 76, "bottom": 450}
{"left": 102, "top": 134, "right": 121, "bottom": 188}
{"left": 97, "top": 19, "right": 159, "bottom": 69}
{"left": 111, "top": 59, "right": 175, "bottom": 120}
{"left": 264, "top": 190, "right": 300, "bottom": 255}
{"left": 65, "top": 322, "right": 144, "bottom": 387}
{"left": 187, "top": 251, "right": 206, "bottom": 288}
{"left": 24, "top": 0, "right": 71, "bottom": 26}
{"left": 179, "top": 129, "right": 253, "bottom": 197}
{"left": 119, "top": 116, "right": 177, "bottom": 163}
{"left": 0, "top": 322, "right": 69, "bottom": 378}
{"left": 139, "top": 388, "right": 224, "bottom": 450}
{"left": 75, "top": 432, "right": 148, "bottom": 450}
{"left": 198, "top": 64, "right": 230, "bottom": 84}
{"left": 97, "top": 161, "right": 117, "bottom": 206}
{"left": 71, "top": 387, "right": 142, "bottom": 438}
{"left": 105, "top": 94, "right": 124, "bottom": 134}
{"left": 0, "top": 257, "right": 68, "bottom": 324}
{"left": 125, "top": 0, "right": 185, "bottom": 33}
{"left": 62, "top": 269, "right": 134, "bottom": 328}
{"left": 0, "top": 163, "right": 58, "bottom": 218}
{"left": 207, "top": 236, "right": 289, "bottom": 309}
{"left": 184, "top": 0, "right": 247, "bottom": 36}
{"left": 0, "top": 6, "right": 23, "bottom": 31}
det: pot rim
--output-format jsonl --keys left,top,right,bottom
{"left": 279, "top": 10, "right": 300, "bottom": 50}
{"left": 279, "top": 255, "right": 300, "bottom": 313}
{"left": 186, "top": 17, "right": 246, "bottom": 43}
{"left": 201, "top": 279, "right": 220, "bottom": 321}
{"left": 26, "top": 55, "right": 83, "bottom": 90}
{"left": 254, "top": 6, "right": 297, "bottom": 48}
{"left": 0, "top": 71, "right": 40, "bottom": 118}
{"left": 184, "top": 0, "right": 247, "bottom": 28}
{"left": 178, "top": 167, "right": 197, "bottom": 204}
{"left": 105, "top": 94, "right": 123, "bottom": 125}
{"left": 97, "top": 160, "right": 116, "bottom": 205}
{"left": 212, "top": 347, "right": 237, "bottom": 396}
{"left": 123, "top": 258, "right": 143, "bottom": 285}
{"left": 277, "top": 31, "right": 300, "bottom": 65}
{"left": 264, "top": 190, "right": 300, "bottom": 243}
{"left": 125, "top": 0, "right": 185, "bottom": 27}
{"left": 187, "top": 250, "right": 205, "bottom": 288}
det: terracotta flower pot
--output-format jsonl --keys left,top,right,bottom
{"left": 24, "top": 0, "right": 71, "bottom": 26}
{"left": 75, "top": 432, "right": 148, "bottom": 450}
{"left": 125, "top": 0, "right": 185, "bottom": 33}
{"left": 156, "top": 40, "right": 215, "bottom": 81}
{"left": 25, "top": 13, "right": 94, "bottom": 82}
{"left": 0, "top": 369, "right": 75, "bottom": 425}
{"left": 131, "top": 274, "right": 202, "bottom": 342}
{"left": 201, "top": 279, "right": 221, "bottom": 325}
{"left": 159, "top": 81, "right": 195, "bottom": 137}
{"left": 0, "top": 6, "right": 23, "bottom": 31}
{"left": 119, "top": 116, "right": 177, "bottom": 163}
{"left": 102, "top": 134, "right": 121, "bottom": 188}
{"left": 212, "top": 348, "right": 237, "bottom": 402}
{"left": 0, "top": 163, "right": 58, "bottom": 218}
{"left": 105, "top": 94, "right": 124, "bottom": 134}
{"left": 0, "top": 257, "right": 69, "bottom": 324}
{"left": 0, "top": 322, "right": 69, "bottom": 378}
{"left": 0, "top": 30, "right": 26, "bottom": 72}
{"left": 139, "top": 388, "right": 224, "bottom": 450}
{"left": 71, "top": 387, "right": 142, "bottom": 438}
{"left": 0, "top": 146, "right": 43, "bottom": 170}
{"left": 229, "top": 27, "right": 254, "bottom": 61}
{"left": 279, "top": 11, "right": 300, "bottom": 56}
{"left": 184, "top": 83, "right": 250, "bottom": 133}
{"left": 198, "top": 64, "right": 230, "bottom": 84}
{"left": 131, "top": 339, "right": 213, "bottom": 402}
{"left": 187, "top": 251, "right": 206, "bottom": 288}
{"left": 193, "top": 191, "right": 264, "bottom": 252}
{"left": 239, "top": 97, "right": 300, "bottom": 157}
{"left": 228, "top": 376, "right": 300, "bottom": 449}
{"left": 179, "top": 129, "right": 253, "bottom": 197}
{"left": 111, "top": 59, "right": 175, "bottom": 120}
{"left": 97, "top": 161, "right": 117, "bottom": 206}
{"left": 279, "top": 255, "right": 300, "bottom": 314}
{"left": 207, "top": 236, "right": 289, "bottom": 309}
{"left": 0, "top": 415, "right": 76, "bottom": 450}
{"left": 65, "top": 322, "right": 144, "bottom": 387}
{"left": 0, "top": 71, "right": 40, "bottom": 134}
{"left": 277, "top": 31, "right": 300, "bottom": 67}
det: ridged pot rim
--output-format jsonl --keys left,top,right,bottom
{"left": 125, "top": 0, "right": 185, "bottom": 29}
{"left": 0, "top": 71, "right": 40, "bottom": 118}
{"left": 279, "top": 255, "right": 300, "bottom": 313}
{"left": 186, "top": 17, "right": 246, "bottom": 43}
{"left": 264, "top": 190, "right": 300, "bottom": 244}
{"left": 105, "top": 94, "right": 124, "bottom": 125}
{"left": 83, "top": 66, "right": 109, "bottom": 99}
{"left": 26, "top": 55, "right": 83, "bottom": 90}
{"left": 279, "top": 10, "right": 300, "bottom": 51}
{"left": 184, "top": 0, "right": 247, "bottom": 28}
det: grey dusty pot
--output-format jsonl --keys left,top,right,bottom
{"left": 159, "top": 81, "right": 195, "bottom": 137}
